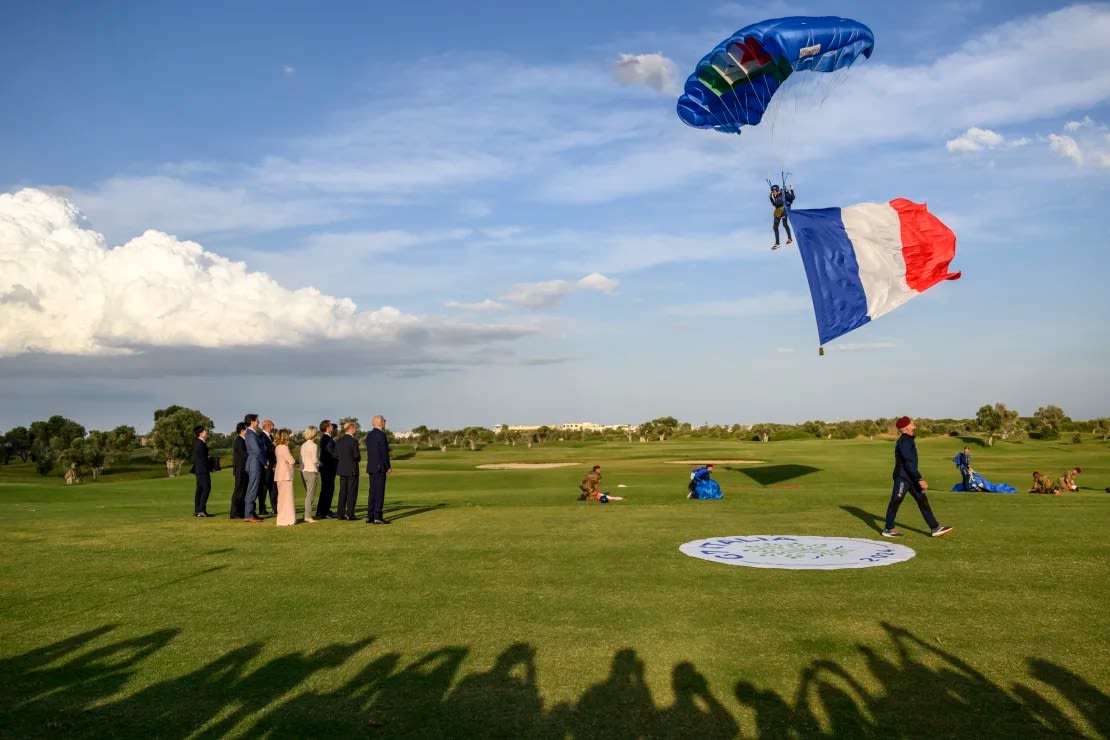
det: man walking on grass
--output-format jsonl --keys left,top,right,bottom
{"left": 883, "top": 416, "right": 952, "bottom": 539}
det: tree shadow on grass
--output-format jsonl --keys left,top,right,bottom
{"left": 3, "top": 622, "right": 1104, "bottom": 738}
{"left": 729, "top": 464, "right": 821, "bottom": 487}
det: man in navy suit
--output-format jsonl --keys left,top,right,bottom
{"left": 315, "top": 420, "right": 339, "bottom": 519}
{"left": 243, "top": 413, "right": 265, "bottom": 522}
{"left": 259, "top": 419, "right": 277, "bottom": 515}
{"left": 335, "top": 421, "right": 361, "bottom": 520}
{"left": 192, "top": 425, "right": 212, "bottom": 517}
{"left": 365, "top": 415, "right": 392, "bottom": 524}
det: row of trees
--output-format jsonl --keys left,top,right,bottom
{"left": 0, "top": 415, "right": 136, "bottom": 480}
{"left": 403, "top": 406, "right": 1109, "bottom": 450}
{"left": 3, "top": 403, "right": 1107, "bottom": 480}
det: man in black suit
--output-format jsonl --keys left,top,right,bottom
{"left": 229, "top": 422, "right": 247, "bottom": 519}
{"left": 315, "top": 420, "right": 339, "bottom": 519}
{"left": 365, "top": 415, "right": 392, "bottom": 524}
{"left": 335, "top": 421, "right": 361, "bottom": 520}
{"left": 259, "top": 419, "right": 277, "bottom": 515}
{"left": 192, "top": 425, "right": 212, "bottom": 517}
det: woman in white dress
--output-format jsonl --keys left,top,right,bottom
{"left": 300, "top": 426, "right": 320, "bottom": 522}
{"left": 274, "top": 428, "right": 297, "bottom": 526}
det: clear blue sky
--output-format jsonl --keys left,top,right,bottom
{"left": 2, "top": 0, "right": 1108, "bottom": 433}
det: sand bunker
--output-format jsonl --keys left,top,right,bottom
{"left": 666, "top": 459, "right": 765, "bottom": 465}
{"left": 476, "top": 462, "right": 580, "bottom": 470}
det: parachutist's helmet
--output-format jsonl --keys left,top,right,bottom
{"left": 771, "top": 184, "right": 780, "bottom": 191}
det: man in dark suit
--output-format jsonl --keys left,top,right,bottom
{"left": 315, "top": 420, "right": 339, "bottom": 519}
{"left": 229, "top": 422, "right": 247, "bottom": 519}
{"left": 365, "top": 415, "right": 392, "bottom": 524}
{"left": 259, "top": 419, "right": 277, "bottom": 515}
{"left": 192, "top": 425, "right": 212, "bottom": 517}
{"left": 335, "top": 421, "right": 361, "bottom": 520}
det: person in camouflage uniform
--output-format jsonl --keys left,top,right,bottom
{"left": 579, "top": 465, "right": 602, "bottom": 501}
{"left": 1058, "top": 467, "right": 1081, "bottom": 492}
{"left": 1028, "top": 471, "right": 1059, "bottom": 495}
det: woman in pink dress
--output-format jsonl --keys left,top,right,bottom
{"left": 274, "top": 429, "right": 297, "bottom": 526}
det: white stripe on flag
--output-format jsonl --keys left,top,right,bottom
{"left": 841, "top": 203, "right": 917, "bottom": 321}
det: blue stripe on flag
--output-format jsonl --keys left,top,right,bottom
{"left": 789, "top": 207, "right": 870, "bottom": 345}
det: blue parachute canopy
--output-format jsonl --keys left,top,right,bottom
{"left": 677, "top": 16, "right": 875, "bottom": 134}
{"left": 952, "top": 471, "right": 1017, "bottom": 494}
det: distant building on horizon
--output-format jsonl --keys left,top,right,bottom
{"left": 491, "top": 422, "right": 637, "bottom": 434}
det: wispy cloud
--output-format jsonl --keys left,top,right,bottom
{"left": 444, "top": 299, "right": 509, "bottom": 312}
{"left": 283, "top": 64, "right": 296, "bottom": 76}
{"left": 663, "top": 292, "right": 811, "bottom": 318}
{"left": 1049, "top": 117, "right": 1110, "bottom": 168}
{"left": 303, "top": 228, "right": 472, "bottom": 256}
{"left": 502, "top": 272, "right": 619, "bottom": 309}
{"left": 59, "top": 4, "right": 1110, "bottom": 244}
{"left": 827, "top": 342, "right": 898, "bottom": 352}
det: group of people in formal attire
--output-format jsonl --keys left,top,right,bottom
{"left": 191, "top": 414, "right": 392, "bottom": 525}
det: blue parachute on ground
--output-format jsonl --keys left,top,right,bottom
{"left": 677, "top": 16, "right": 875, "bottom": 134}
{"left": 693, "top": 478, "right": 724, "bottom": 500}
{"left": 952, "top": 471, "right": 1016, "bottom": 494}
{"left": 689, "top": 465, "right": 723, "bottom": 499}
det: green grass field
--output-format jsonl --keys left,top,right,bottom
{"left": 2, "top": 437, "right": 1108, "bottom": 738}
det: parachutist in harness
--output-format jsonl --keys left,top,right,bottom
{"left": 770, "top": 183, "right": 795, "bottom": 250}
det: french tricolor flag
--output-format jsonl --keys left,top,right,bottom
{"left": 790, "top": 198, "right": 961, "bottom": 346}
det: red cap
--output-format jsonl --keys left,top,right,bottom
{"left": 895, "top": 416, "right": 912, "bottom": 430}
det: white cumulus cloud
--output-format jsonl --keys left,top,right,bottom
{"left": 613, "top": 53, "right": 680, "bottom": 95}
{"left": 0, "top": 188, "right": 534, "bottom": 357}
{"left": 502, "top": 272, "right": 619, "bottom": 309}
{"left": 945, "top": 127, "right": 1029, "bottom": 152}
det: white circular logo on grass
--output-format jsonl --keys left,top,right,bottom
{"left": 680, "top": 535, "right": 915, "bottom": 570}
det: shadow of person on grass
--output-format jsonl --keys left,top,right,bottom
{"left": 735, "top": 621, "right": 1106, "bottom": 738}
{"left": 840, "top": 505, "right": 931, "bottom": 537}
{"left": 5, "top": 621, "right": 1106, "bottom": 738}
{"left": 384, "top": 502, "right": 448, "bottom": 521}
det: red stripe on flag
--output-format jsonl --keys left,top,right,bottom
{"left": 889, "top": 198, "right": 961, "bottom": 291}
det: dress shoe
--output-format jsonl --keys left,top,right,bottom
{"left": 372, "top": 519, "right": 391, "bottom": 525}
{"left": 326, "top": 511, "right": 339, "bottom": 519}
{"left": 246, "top": 516, "right": 264, "bottom": 523}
